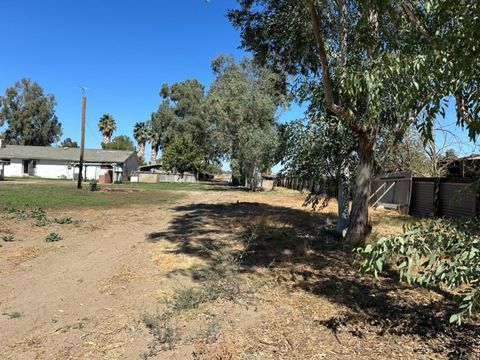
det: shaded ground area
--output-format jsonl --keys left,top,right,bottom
{"left": 0, "top": 181, "right": 479, "bottom": 359}
{"left": 147, "top": 200, "right": 480, "bottom": 359}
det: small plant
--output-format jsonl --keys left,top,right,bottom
{"left": 30, "top": 207, "right": 50, "bottom": 226}
{"left": 54, "top": 216, "right": 78, "bottom": 225}
{"left": 4, "top": 207, "right": 17, "bottom": 214}
{"left": 2, "top": 234, "right": 14, "bottom": 242}
{"left": 141, "top": 312, "right": 176, "bottom": 351}
{"left": 45, "top": 232, "right": 62, "bottom": 242}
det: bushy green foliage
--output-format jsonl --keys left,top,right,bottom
{"left": 207, "top": 55, "right": 283, "bottom": 187}
{"left": 0, "top": 78, "right": 62, "bottom": 145}
{"left": 357, "top": 218, "right": 480, "bottom": 324}
{"left": 162, "top": 136, "right": 207, "bottom": 174}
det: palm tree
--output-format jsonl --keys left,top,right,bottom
{"left": 133, "top": 121, "right": 149, "bottom": 162}
{"left": 98, "top": 114, "right": 116, "bottom": 143}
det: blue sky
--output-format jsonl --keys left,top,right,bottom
{"left": 0, "top": 0, "right": 304, "bottom": 160}
{"left": 0, "top": 0, "right": 475, "bottom": 165}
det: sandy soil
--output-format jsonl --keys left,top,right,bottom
{"left": 0, "top": 189, "right": 478, "bottom": 359}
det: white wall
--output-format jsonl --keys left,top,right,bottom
{"left": 3, "top": 159, "right": 23, "bottom": 177}
{"left": 35, "top": 160, "right": 73, "bottom": 179}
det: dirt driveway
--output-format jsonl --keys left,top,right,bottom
{"left": 0, "top": 189, "right": 479, "bottom": 359}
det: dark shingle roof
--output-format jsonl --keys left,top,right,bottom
{"left": 0, "top": 145, "right": 134, "bottom": 163}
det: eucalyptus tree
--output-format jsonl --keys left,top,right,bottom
{"left": 280, "top": 114, "right": 357, "bottom": 235}
{"left": 207, "top": 55, "right": 284, "bottom": 188}
{"left": 0, "top": 78, "right": 62, "bottom": 146}
{"left": 133, "top": 121, "right": 149, "bottom": 162}
{"left": 98, "top": 114, "right": 116, "bottom": 144}
{"left": 229, "top": 0, "right": 480, "bottom": 242}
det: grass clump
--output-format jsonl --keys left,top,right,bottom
{"left": 45, "top": 232, "right": 62, "bottom": 242}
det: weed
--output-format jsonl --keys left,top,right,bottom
{"left": 3, "top": 311, "right": 22, "bottom": 319}
{"left": 4, "top": 207, "right": 17, "bottom": 214}
{"left": 45, "top": 232, "right": 62, "bottom": 242}
{"left": 170, "top": 287, "right": 206, "bottom": 311}
{"left": 2, "top": 234, "right": 14, "bottom": 242}
{"left": 141, "top": 312, "right": 176, "bottom": 351}
{"left": 31, "top": 207, "right": 50, "bottom": 226}
{"left": 200, "top": 317, "right": 221, "bottom": 343}
{"left": 54, "top": 216, "right": 79, "bottom": 225}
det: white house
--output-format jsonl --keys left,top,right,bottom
{"left": 0, "top": 142, "right": 139, "bottom": 183}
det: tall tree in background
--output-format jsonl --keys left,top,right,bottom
{"left": 101, "top": 135, "right": 135, "bottom": 151}
{"left": 98, "top": 114, "right": 116, "bottom": 144}
{"left": 133, "top": 121, "right": 149, "bottom": 162}
{"left": 207, "top": 55, "right": 284, "bottom": 188}
{"left": 60, "top": 137, "right": 78, "bottom": 148}
{"left": 162, "top": 136, "right": 207, "bottom": 174}
{"left": 0, "top": 78, "right": 62, "bottom": 146}
{"left": 229, "top": 0, "right": 480, "bottom": 243}
{"left": 150, "top": 100, "right": 177, "bottom": 153}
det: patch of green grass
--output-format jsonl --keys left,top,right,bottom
{"left": 0, "top": 181, "right": 186, "bottom": 209}
{"left": 110, "top": 181, "right": 216, "bottom": 191}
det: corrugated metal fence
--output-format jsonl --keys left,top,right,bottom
{"left": 372, "top": 176, "right": 479, "bottom": 218}
{"left": 278, "top": 173, "right": 479, "bottom": 219}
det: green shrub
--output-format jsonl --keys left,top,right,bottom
{"left": 357, "top": 218, "right": 480, "bottom": 324}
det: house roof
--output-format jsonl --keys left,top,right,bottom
{"left": 0, "top": 145, "right": 134, "bottom": 163}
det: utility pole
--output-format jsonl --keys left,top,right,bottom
{"left": 77, "top": 87, "right": 87, "bottom": 189}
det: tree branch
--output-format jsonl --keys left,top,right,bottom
{"left": 305, "top": 0, "right": 357, "bottom": 127}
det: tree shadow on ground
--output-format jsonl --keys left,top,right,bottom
{"left": 146, "top": 201, "right": 480, "bottom": 359}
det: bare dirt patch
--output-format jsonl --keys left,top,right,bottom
{"left": 0, "top": 188, "right": 478, "bottom": 359}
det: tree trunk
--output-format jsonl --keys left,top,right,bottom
{"left": 346, "top": 132, "right": 375, "bottom": 244}
{"left": 150, "top": 145, "right": 157, "bottom": 164}
{"left": 336, "top": 168, "right": 349, "bottom": 237}
{"left": 138, "top": 143, "right": 145, "bottom": 163}
{"left": 103, "top": 135, "right": 110, "bottom": 144}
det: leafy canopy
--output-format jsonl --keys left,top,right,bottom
{"left": 101, "top": 135, "right": 135, "bottom": 151}
{"left": 60, "top": 138, "right": 78, "bottom": 148}
{"left": 0, "top": 78, "right": 62, "bottom": 146}
{"left": 207, "top": 55, "right": 284, "bottom": 184}
{"left": 162, "top": 136, "right": 207, "bottom": 174}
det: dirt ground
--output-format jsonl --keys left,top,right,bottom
{"left": 0, "top": 189, "right": 479, "bottom": 359}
